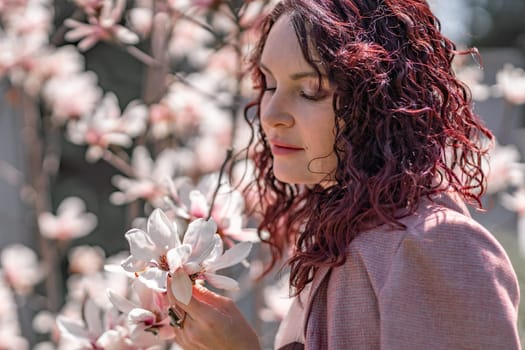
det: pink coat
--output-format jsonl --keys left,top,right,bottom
{"left": 275, "top": 193, "right": 520, "bottom": 349}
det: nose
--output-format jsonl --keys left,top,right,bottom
{"left": 260, "top": 91, "right": 294, "bottom": 129}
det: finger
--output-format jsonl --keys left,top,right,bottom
{"left": 171, "top": 284, "right": 226, "bottom": 315}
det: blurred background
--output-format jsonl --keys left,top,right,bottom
{"left": 0, "top": 0, "right": 524, "bottom": 349}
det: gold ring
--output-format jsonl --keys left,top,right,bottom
{"left": 168, "top": 307, "right": 187, "bottom": 329}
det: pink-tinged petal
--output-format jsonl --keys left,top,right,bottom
{"left": 138, "top": 267, "right": 169, "bottom": 291}
{"left": 124, "top": 228, "right": 157, "bottom": 263}
{"left": 57, "top": 197, "right": 86, "bottom": 216}
{"left": 189, "top": 190, "right": 209, "bottom": 218}
{"left": 128, "top": 308, "right": 156, "bottom": 325}
{"left": 108, "top": 289, "right": 136, "bottom": 313}
{"left": 84, "top": 299, "right": 103, "bottom": 336}
{"left": 170, "top": 269, "right": 193, "bottom": 305}
{"left": 166, "top": 244, "right": 192, "bottom": 271}
{"left": 205, "top": 242, "right": 252, "bottom": 272}
{"left": 147, "top": 209, "right": 180, "bottom": 250}
{"left": 78, "top": 35, "right": 100, "bottom": 51}
{"left": 203, "top": 272, "right": 239, "bottom": 290}
{"left": 56, "top": 315, "right": 90, "bottom": 341}
{"left": 183, "top": 218, "right": 217, "bottom": 263}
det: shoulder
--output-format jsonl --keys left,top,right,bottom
{"left": 330, "top": 192, "right": 518, "bottom": 299}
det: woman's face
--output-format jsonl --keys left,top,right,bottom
{"left": 259, "top": 14, "right": 338, "bottom": 187}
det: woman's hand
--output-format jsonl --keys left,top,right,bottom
{"left": 167, "top": 283, "right": 261, "bottom": 350}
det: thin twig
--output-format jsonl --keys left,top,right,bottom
{"left": 102, "top": 149, "right": 136, "bottom": 177}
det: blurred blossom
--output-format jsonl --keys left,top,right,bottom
{"left": 260, "top": 272, "right": 292, "bottom": 322}
{"left": 121, "top": 208, "right": 252, "bottom": 305}
{"left": 493, "top": 64, "right": 525, "bottom": 105}
{"left": 65, "top": 0, "right": 139, "bottom": 51}
{"left": 38, "top": 196, "right": 98, "bottom": 240}
{"left": 0, "top": 32, "right": 43, "bottom": 81}
{"left": 68, "top": 245, "right": 106, "bottom": 275}
{"left": 127, "top": 6, "right": 153, "bottom": 38}
{"left": 0, "top": 271, "right": 29, "bottom": 350}
{"left": 108, "top": 281, "right": 174, "bottom": 344}
{"left": 484, "top": 142, "right": 525, "bottom": 194}
{"left": 12, "top": 45, "right": 84, "bottom": 97}
{"left": 67, "top": 92, "right": 148, "bottom": 162}
{"left": 168, "top": 19, "right": 213, "bottom": 64}
{"left": 0, "top": 244, "right": 45, "bottom": 294}
{"left": 42, "top": 71, "right": 102, "bottom": 124}
{"left": 110, "top": 145, "right": 192, "bottom": 206}
{"left": 72, "top": 0, "right": 105, "bottom": 16}
{"left": 166, "top": 173, "right": 259, "bottom": 243}
{"left": 501, "top": 187, "right": 525, "bottom": 256}
{"left": 455, "top": 65, "right": 490, "bottom": 101}
{"left": 3, "top": 1, "right": 53, "bottom": 43}
{"left": 57, "top": 298, "right": 129, "bottom": 349}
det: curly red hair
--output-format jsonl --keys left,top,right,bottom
{"left": 244, "top": 0, "right": 493, "bottom": 294}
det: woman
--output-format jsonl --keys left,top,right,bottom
{"left": 169, "top": 0, "right": 521, "bottom": 349}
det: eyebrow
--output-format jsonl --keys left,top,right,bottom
{"left": 259, "top": 62, "right": 325, "bottom": 81}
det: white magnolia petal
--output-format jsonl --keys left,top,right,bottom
{"left": 96, "top": 329, "right": 126, "bottom": 349}
{"left": 166, "top": 244, "right": 192, "bottom": 271}
{"left": 147, "top": 208, "right": 179, "bottom": 250}
{"left": 121, "top": 255, "right": 149, "bottom": 272}
{"left": 189, "top": 190, "right": 210, "bottom": 218}
{"left": 206, "top": 235, "right": 223, "bottom": 262}
{"left": 128, "top": 308, "right": 156, "bottom": 325}
{"left": 108, "top": 289, "right": 136, "bottom": 314}
{"left": 203, "top": 272, "right": 239, "bottom": 290}
{"left": 124, "top": 229, "right": 156, "bottom": 262}
{"left": 183, "top": 218, "right": 217, "bottom": 263}
{"left": 56, "top": 315, "right": 90, "bottom": 340}
{"left": 170, "top": 269, "right": 193, "bottom": 305}
{"left": 205, "top": 242, "right": 252, "bottom": 272}
{"left": 138, "top": 267, "right": 168, "bottom": 291}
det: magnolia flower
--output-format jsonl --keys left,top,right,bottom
{"left": 42, "top": 71, "right": 102, "bottom": 124}
{"left": 3, "top": 1, "right": 53, "bottom": 42}
{"left": 57, "top": 299, "right": 129, "bottom": 350}
{"left": 484, "top": 142, "right": 525, "bottom": 194}
{"left": 108, "top": 281, "right": 174, "bottom": 344}
{"left": 0, "top": 244, "right": 45, "bottom": 294}
{"left": 493, "top": 64, "right": 525, "bottom": 105}
{"left": 68, "top": 245, "right": 106, "bottom": 275}
{"left": 166, "top": 173, "right": 260, "bottom": 243}
{"left": 65, "top": 0, "right": 139, "bottom": 51}
{"left": 13, "top": 45, "right": 84, "bottom": 97}
{"left": 110, "top": 146, "right": 192, "bottom": 207}
{"left": 121, "top": 208, "right": 252, "bottom": 304}
{"left": 38, "top": 196, "right": 97, "bottom": 240}
{"left": 67, "top": 92, "right": 147, "bottom": 162}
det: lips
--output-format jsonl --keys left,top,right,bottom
{"left": 269, "top": 140, "right": 304, "bottom": 156}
